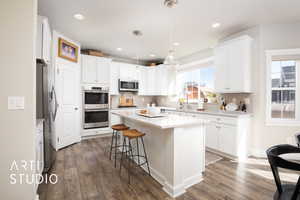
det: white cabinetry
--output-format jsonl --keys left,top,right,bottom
{"left": 36, "top": 16, "right": 51, "bottom": 63}
{"left": 110, "top": 112, "right": 123, "bottom": 125}
{"left": 110, "top": 62, "right": 120, "bottom": 95}
{"left": 119, "top": 63, "right": 140, "bottom": 80}
{"left": 138, "top": 65, "right": 175, "bottom": 96}
{"left": 81, "top": 55, "right": 111, "bottom": 84}
{"left": 204, "top": 115, "right": 251, "bottom": 160}
{"left": 214, "top": 35, "right": 253, "bottom": 93}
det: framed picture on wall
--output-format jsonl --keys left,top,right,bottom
{"left": 58, "top": 38, "right": 78, "bottom": 63}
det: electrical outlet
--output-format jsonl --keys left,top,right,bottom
{"left": 244, "top": 98, "right": 250, "bottom": 105}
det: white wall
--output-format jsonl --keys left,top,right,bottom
{"left": 0, "top": 0, "right": 37, "bottom": 199}
{"left": 222, "top": 23, "right": 300, "bottom": 156}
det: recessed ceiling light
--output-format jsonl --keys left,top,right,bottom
{"left": 150, "top": 54, "right": 156, "bottom": 57}
{"left": 212, "top": 22, "right": 221, "bottom": 28}
{"left": 73, "top": 14, "right": 85, "bottom": 20}
{"left": 173, "top": 42, "right": 180, "bottom": 46}
{"left": 116, "top": 47, "right": 123, "bottom": 51}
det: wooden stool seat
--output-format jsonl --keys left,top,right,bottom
{"left": 123, "top": 129, "right": 145, "bottom": 139}
{"left": 111, "top": 124, "right": 129, "bottom": 131}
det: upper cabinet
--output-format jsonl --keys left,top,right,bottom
{"left": 110, "top": 62, "right": 120, "bottom": 95}
{"left": 138, "top": 65, "right": 176, "bottom": 96}
{"left": 81, "top": 54, "right": 111, "bottom": 85}
{"left": 36, "top": 16, "right": 51, "bottom": 64}
{"left": 119, "top": 63, "right": 140, "bottom": 80}
{"left": 214, "top": 35, "right": 253, "bottom": 93}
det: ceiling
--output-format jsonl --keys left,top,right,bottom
{"left": 38, "top": 0, "right": 300, "bottom": 62}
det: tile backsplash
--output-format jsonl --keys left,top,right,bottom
{"left": 110, "top": 93, "right": 156, "bottom": 109}
{"left": 155, "top": 93, "right": 253, "bottom": 113}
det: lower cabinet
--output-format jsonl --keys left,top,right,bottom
{"left": 205, "top": 116, "right": 251, "bottom": 159}
{"left": 110, "top": 112, "right": 122, "bottom": 125}
{"left": 206, "top": 123, "right": 219, "bottom": 150}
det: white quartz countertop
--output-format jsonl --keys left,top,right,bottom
{"left": 111, "top": 110, "right": 208, "bottom": 129}
{"left": 160, "top": 107, "right": 252, "bottom": 118}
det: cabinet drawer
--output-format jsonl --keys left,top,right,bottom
{"left": 202, "top": 115, "right": 237, "bottom": 126}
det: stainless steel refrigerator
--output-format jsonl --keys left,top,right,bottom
{"left": 36, "top": 62, "right": 56, "bottom": 173}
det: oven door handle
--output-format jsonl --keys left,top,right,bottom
{"left": 85, "top": 109, "right": 109, "bottom": 112}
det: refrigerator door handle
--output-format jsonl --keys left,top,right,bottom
{"left": 51, "top": 86, "right": 59, "bottom": 121}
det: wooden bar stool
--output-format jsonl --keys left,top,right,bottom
{"left": 119, "top": 129, "right": 151, "bottom": 184}
{"left": 109, "top": 124, "right": 129, "bottom": 167}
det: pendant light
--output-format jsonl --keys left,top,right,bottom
{"left": 163, "top": 0, "right": 179, "bottom": 66}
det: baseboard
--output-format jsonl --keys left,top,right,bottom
{"left": 132, "top": 156, "right": 203, "bottom": 198}
{"left": 81, "top": 133, "right": 111, "bottom": 140}
{"left": 162, "top": 182, "right": 186, "bottom": 198}
{"left": 183, "top": 173, "right": 203, "bottom": 189}
{"left": 250, "top": 148, "right": 267, "bottom": 158}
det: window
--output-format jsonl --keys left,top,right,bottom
{"left": 266, "top": 49, "right": 300, "bottom": 125}
{"left": 176, "top": 66, "right": 216, "bottom": 103}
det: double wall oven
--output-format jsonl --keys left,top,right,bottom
{"left": 83, "top": 87, "right": 109, "bottom": 129}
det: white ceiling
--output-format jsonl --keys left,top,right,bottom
{"left": 38, "top": 0, "right": 300, "bottom": 61}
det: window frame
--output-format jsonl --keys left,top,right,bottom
{"left": 175, "top": 57, "right": 216, "bottom": 104}
{"left": 265, "top": 49, "right": 300, "bottom": 126}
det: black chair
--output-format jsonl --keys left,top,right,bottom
{"left": 267, "top": 144, "right": 300, "bottom": 200}
{"left": 295, "top": 133, "right": 300, "bottom": 147}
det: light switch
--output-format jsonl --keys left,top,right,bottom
{"left": 8, "top": 96, "right": 25, "bottom": 110}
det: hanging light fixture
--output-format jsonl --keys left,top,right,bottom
{"left": 163, "top": 0, "right": 179, "bottom": 66}
{"left": 164, "top": 0, "right": 178, "bottom": 8}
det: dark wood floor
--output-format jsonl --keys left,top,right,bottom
{"left": 38, "top": 137, "right": 282, "bottom": 200}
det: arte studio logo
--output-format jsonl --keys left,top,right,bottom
{"left": 9, "top": 160, "right": 58, "bottom": 185}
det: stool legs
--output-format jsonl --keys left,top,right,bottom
{"left": 120, "top": 137, "right": 126, "bottom": 173}
{"left": 114, "top": 131, "right": 119, "bottom": 167}
{"left": 136, "top": 138, "right": 140, "bottom": 165}
{"left": 109, "top": 130, "right": 115, "bottom": 160}
{"left": 128, "top": 139, "right": 134, "bottom": 184}
{"left": 141, "top": 137, "right": 151, "bottom": 176}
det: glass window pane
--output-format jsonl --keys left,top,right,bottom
{"left": 271, "top": 61, "right": 296, "bottom": 88}
{"left": 271, "top": 90, "right": 296, "bottom": 119}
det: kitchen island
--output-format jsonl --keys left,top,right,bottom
{"left": 111, "top": 110, "right": 208, "bottom": 198}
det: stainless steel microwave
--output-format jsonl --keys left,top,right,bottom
{"left": 119, "top": 79, "right": 139, "bottom": 92}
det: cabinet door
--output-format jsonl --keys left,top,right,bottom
{"left": 110, "top": 62, "right": 120, "bottom": 95}
{"left": 138, "top": 67, "right": 148, "bottom": 95}
{"left": 82, "top": 55, "right": 97, "bottom": 83}
{"left": 228, "top": 39, "right": 251, "bottom": 92}
{"left": 96, "top": 58, "right": 110, "bottom": 84}
{"left": 119, "top": 63, "right": 132, "bottom": 79}
{"left": 205, "top": 123, "right": 219, "bottom": 150}
{"left": 148, "top": 68, "right": 156, "bottom": 95}
{"left": 219, "top": 125, "right": 237, "bottom": 156}
{"left": 214, "top": 45, "right": 230, "bottom": 92}
{"left": 43, "top": 18, "right": 51, "bottom": 64}
{"left": 110, "top": 113, "right": 123, "bottom": 125}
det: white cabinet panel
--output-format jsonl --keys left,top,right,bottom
{"left": 219, "top": 125, "right": 238, "bottom": 156}
{"left": 36, "top": 16, "right": 51, "bottom": 64}
{"left": 111, "top": 113, "right": 123, "bottom": 125}
{"left": 119, "top": 63, "right": 140, "bottom": 80}
{"left": 82, "top": 55, "right": 97, "bottom": 83}
{"left": 206, "top": 123, "right": 219, "bottom": 150}
{"left": 214, "top": 35, "right": 252, "bottom": 93}
{"left": 81, "top": 55, "right": 111, "bottom": 84}
{"left": 214, "top": 45, "right": 229, "bottom": 92}
{"left": 110, "top": 62, "right": 120, "bottom": 95}
{"left": 96, "top": 58, "right": 110, "bottom": 84}
{"left": 205, "top": 115, "right": 250, "bottom": 159}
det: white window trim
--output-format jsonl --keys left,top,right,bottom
{"left": 265, "top": 48, "right": 300, "bottom": 126}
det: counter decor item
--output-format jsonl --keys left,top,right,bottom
{"left": 225, "top": 103, "right": 238, "bottom": 111}
{"left": 81, "top": 49, "right": 106, "bottom": 57}
{"left": 58, "top": 38, "right": 78, "bottom": 63}
{"left": 197, "top": 98, "right": 205, "bottom": 111}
